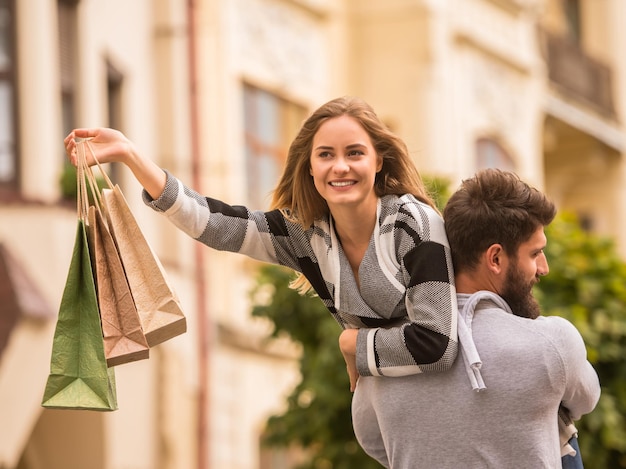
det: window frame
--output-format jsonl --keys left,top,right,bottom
{"left": 242, "top": 83, "right": 307, "bottom": 209}
{"left": 475, "top": 137, "right": 516, "bottom": 172}
{"left": 0, "top": 0, "right": 19, "bottom": 199}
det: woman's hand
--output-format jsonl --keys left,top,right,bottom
{"left": 64, "top": 127, "right": 166, "bottom": 200}
{"left": 64, "top": 128, "right": 136, "bottom": 167}
{"left": 339, "top": 329, "right": 360, "bottom": 392}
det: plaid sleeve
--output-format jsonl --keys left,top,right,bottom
{"left": 356, "top": 198, "right": 458, "bottom": 376}
{"left": 143, "top": 171, "right": 301, "bottom": 269}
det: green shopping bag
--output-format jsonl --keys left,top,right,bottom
{"left": 41, "top": 145, "right": 117, "bottom": 411}
{"left": 41, "top": 220, "right": 117, "bottom": 411}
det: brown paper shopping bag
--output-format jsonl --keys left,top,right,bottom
{"left": 102, "top": 185, "right": 187, "bottom": 346}
{"left": 85, "top": 142, "right": 186, "bottom": 347}
{"left": 80, "top": 143, "right": 150, "bottom": 367}
{"left": 87, "top": 204, "right": 150, "bottom": 366}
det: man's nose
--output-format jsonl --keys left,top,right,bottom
{"left": 537, "top": 254, "right": 549, "bottom": 277}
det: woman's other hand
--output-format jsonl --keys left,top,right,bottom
{"left": 339, "top": 329, "right": 360, "bottom": 392}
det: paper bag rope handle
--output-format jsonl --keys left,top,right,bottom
{"left": 76, "top": 140, "right": 107, "bottom": 222}
{"left": 76, "top": 141, "right": 90, "bottom": 222}
{"left": 81, "top": 140, "right": 116, "bottom": 191}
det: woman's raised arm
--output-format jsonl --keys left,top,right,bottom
{"left": 64, "top": 128, "right": 166, "bottom": 200}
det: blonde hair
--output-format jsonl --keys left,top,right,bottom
{"left": 271, "top": 96, "right": 436, "bottom": 293}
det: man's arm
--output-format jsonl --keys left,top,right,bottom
{"left": 555, "top": 317, "right": 601, "bottom": 420}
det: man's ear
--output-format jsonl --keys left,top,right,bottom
{"left": 485, "top": 244, "right": 505, "bottom": 274}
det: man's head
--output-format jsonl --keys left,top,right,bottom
{"left": 444, "top": 169, "right": 556, "bottom": 318}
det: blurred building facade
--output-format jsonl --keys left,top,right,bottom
{"left": 0, "top": 0, "right": 624, "bottom": 468}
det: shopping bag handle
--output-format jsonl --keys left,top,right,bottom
{"left": 76, "top": 142, "right": 90, "bottom": 222}
{"left": 76, "top": 140, "right": 107, "bottom": 223}
{"left": 82, "top": 139, "right": 116, "bottom": 191}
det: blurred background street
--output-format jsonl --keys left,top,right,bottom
{"left": 1, "top": 0, "right": 625, "bottom": 468}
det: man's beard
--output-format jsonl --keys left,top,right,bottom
{"left": 500, "top": 262, "right": 541, "bottom": 319}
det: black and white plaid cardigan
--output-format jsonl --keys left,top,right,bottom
{"left": 144, "top": 172, "right": 458, "bottom": 377}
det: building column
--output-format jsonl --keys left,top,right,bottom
{"left": 16, "top": 0, "right": 62, "bottom": 201}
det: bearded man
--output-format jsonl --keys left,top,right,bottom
{"left": 351, "top": 168, "right": 600, "bottom": 469}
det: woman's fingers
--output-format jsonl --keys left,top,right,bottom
{"left": 72, "top": 128, "right": 97, "bottom": 139}
{"left": 63, "top": 132, "right": 77, "bottom": 165}
{"left": 64, "top": 129, "right": 96, "bottom": 166}
{"left": 64, "top": 129, "right": 105, "bottom": 166}
{"left": 64, "top": 128, "right": 132, "bottom": 166}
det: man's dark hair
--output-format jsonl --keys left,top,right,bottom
{"left": 443, "top": 168, "right": 556, "bottom": 273}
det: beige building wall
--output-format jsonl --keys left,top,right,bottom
{"left": 540, "top": 0, "right": 626, "bottom": 255}
{"left": 1, "top": 0, "right": 625, "bottom": 468}
{"left": 345, "top": 0, "right": 548, "bottom": 190}
{"left": 2, "top": 0, "right": 307, "bottom": 468}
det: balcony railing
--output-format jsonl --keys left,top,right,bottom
{"left": 542, "top": 30, "right": 616, "bottom": 119}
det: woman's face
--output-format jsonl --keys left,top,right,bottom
{"left": 309, "top": 115, "right": 382, "bottom": 216}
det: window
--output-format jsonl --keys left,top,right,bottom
{"left": 0, "top": 0, "right": 17, "bottom": 196}
{"left": 106, "top": 59, "right": 124, "bottom": 184}
{"left": 58, "top": 0, "right": 81, "bottom": 201}
{"left": 564, "top": 0, "right": 582, "bottom": 42}
{"left": 476, "top": 137, "right": 515, "bottom": 172}
{"left": 243, "top": 84, "right": 306, "bottom": 209}
{"left": 59, "top": 0, "right": 78, "bottom": 137}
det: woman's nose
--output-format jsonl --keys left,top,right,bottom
{"left": 333, "top": 157, "right": 350, "bottom": 173}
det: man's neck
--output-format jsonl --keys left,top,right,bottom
{"left": 455, "top": 270, "right": 498, "bottom": 295}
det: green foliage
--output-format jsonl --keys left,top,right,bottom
{"left": 536, "top": 212, "right": 626, "bottom": 468}
{"left": 59, "top": 163, "right": 107, "bottom": 203}
{"left": 60, "top": 163, "right": 79, "bottom": 200}
{"left": 422, "top": 175, "right": 451, "bottom": 213}
{"left": 251, "top": 265, "right": 384, "bottom": 469}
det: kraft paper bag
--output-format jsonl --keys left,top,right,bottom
{"left": 101, "top": 185, "right": 187, "bottom": 346}
{"left": 80, "top": 139, "right": 186, "bottom": 347}
{"left": 87, "top": 204, "right": 150, "bottom": 367}
{"left": 41, "top": 219, "right": 118, "bottom": 411}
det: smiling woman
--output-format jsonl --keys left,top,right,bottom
{"left": 309, "top": 115, "right": 382, "bottom": 231}
{"left": 64, "top": 96, "right": 458, "bottom": 469}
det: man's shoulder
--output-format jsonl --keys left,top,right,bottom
{"left": 472, "top": 300, "right": 584, "bottom": 346}
{"left": 525, "top": 315, "right": 586, "bottom": 351}
{"left": 535, "top": 314, "right": 577, "bottom": 331}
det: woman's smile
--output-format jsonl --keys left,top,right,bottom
{"left": 329, "top": 180, "right": 357, "bottom": 188}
